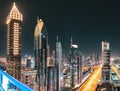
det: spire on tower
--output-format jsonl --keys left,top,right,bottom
{"left": 37, "top": 16, "right": 39, "bottom": 23}
{"left": 71, "top": 36, "right": 73, "bottom": 47}
{"left": 56, "top": 36, "right": 59, "bottom": 42}
{"left": 105, "top": 38, "right": 107, "bottom": 42}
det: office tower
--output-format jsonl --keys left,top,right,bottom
{"left": 34, "top": 18, "right": 48, "bottom": 91}
{"left": 26, "top": 55, "right": 31, "bottom": 68}
{"left": 52, "top": 50, "right": 56, "bottom": 65}
{"left": 21, "top": 68, "right": 37, "bottom": 89}
{"left": 47, "top": 45, "right": 55, "bottom": 91}
{"left": 93, "top": 53, "right": 100, "bottom": 65}
{"left": 69, "top": 38, "right": 79, "bottom": 87}
{"left": 101, "top": 41, "right": 111, "bottom": 83}
{"left": 47, "top": 45, "right": 51, "bottom": 66}
{"left": 70, "top": 44, "right": 78, "bottom": 87}
{"left": 96, "top": 54, "right": 100, "bottom": 65}
{"left": 6, "top": 2, "right": 23, "bottom": 80}
{"left": 47, "top": 66, "right": 55, "bottom": 91}
{"left": 92, "top": 53, "right": 95, "bottom": 66}
{"left": 76, "top": 52, "right": 82, "bottom": 83}
{"left": 47, "top": 56, "right": 55, "bottom": 91}
{"left": 25, "top": 55, "right": 34, "bottom": 68}
{"left": 55, "top": 37, "right": 63, "bottom": 91}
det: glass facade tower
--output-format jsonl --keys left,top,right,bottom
{"left": 34, "top": 19, "right": 48, "bottom": 91}
{"left": 55, "top": 37, "right": 63, "bottom": 91}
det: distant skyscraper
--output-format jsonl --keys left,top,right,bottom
{"left": 76, "top": 52, "right": 82, "bottom": 83}
{"left": 6, "top": 2, "right": 23, "bottom": 80}
{"left": 69, "top": 37, "right": 80, "bottom": 87}
{"left": 70, "top": 44, "right": 78, "bottom": 87}
{"left": 26, "top": 55, "right": 34, "bottom": 68}
{"left": 55, "top": 37, "right": 63, "bottom": 91}
{"left": 34, "top": 18, "right": 48, "bottom": 91}
{"left": 102, "top": 41, "right": 111, "bottom": 83}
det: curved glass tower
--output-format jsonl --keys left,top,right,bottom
{"left": 34, "top": 19, "right": 48, "bottom": 91}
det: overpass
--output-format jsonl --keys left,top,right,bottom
{"left": 0, "top": 70, "right": 34, "bottom": 91}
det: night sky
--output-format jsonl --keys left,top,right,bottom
{"left": 0, "top": 0, "right": 120, "bottom": 57}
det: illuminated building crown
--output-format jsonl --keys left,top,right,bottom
{"left": 6, "top": 2, "right": 23, "bottom": 24}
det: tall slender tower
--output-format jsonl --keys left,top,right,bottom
{"left": 6, "top": 2, "right": 23, "bottom": 80}
{"left": 34, "top": 18, "right": 48, "bottom": 91}
{"left": 102, "top": 41, "right": 111, "bottom": 83}
{"left": 70, "top": 44, "right": 78, "bottom": 87}
{"left": 55, "top": 37, "right": 63, "bottom": 91}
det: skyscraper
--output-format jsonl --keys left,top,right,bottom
{"left": 70, "top": 44, "right": 79, "bottom": 87}
{"left": 101, "top": 41, "right": 111, "bottom": 83}
{"left": 6, "top": 2, "right": 23, "bottom": 80}
{"left": 55, "top": 37, "right": 63, "bottom": 91}
{"left": 76, "top": 52, "right": 82, "bottom": 84}
{"left": 69, "top": 38, "right": 79, "bottom": 87}
{"left": 34, "top": 18, "right": 48, "bottom": 91}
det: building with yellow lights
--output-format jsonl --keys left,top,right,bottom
{"left": 6, "top": 2, "right": 23, "bottom": 80}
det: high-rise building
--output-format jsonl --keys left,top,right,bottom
{"left": 70, "top": 44, "right": 78, "bottom": 87}
{"left": 76, "top": 52, "right": 82, "bottom": 83}
{"left": 26, "top": 55, "right": 31, "bottom": 68}
{"left": 69, "top": 37, "right": 80, "bottom": 87}
{"left": 21, "top": 68, "right": 37, "bottom": 90}
{"left": 47, "top": 45, "right": 55, "bottom": 91}
{"left": 47, "top": 65, "right": 55, "bottom": 91}
{"left": 55, "top": 37, "right": 63, "bottom": 91}
{"left": 6, "top": 2, "right": 23, "bottom": 80}
{"left": 91, "top": 53, "right": 99, "bottom": 66}
{"left": 101, "top": 41, "right": 111, "bottom": 83}
{"left": 34, "top": 18, "right": 48, "bottom": 91}
{"left": 25, "top": 55, "right": 35, "bottom": 69}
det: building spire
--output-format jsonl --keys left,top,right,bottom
{"left": 105, "top": 38, "right": 107, "bottom": 42}
{"left": 37, "top": 16, "right": 39, "bottom": 23}
{"left": 56, "top": 36, "right": 59, "bottom": 42}
{"left": 13, "top": 2, "right": 15, "bottom": 6}
{"left": 71, "top": 36, "right": 73, "bottom": 47}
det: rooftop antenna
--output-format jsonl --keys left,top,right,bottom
{"left": 71, "top": 36, "right": 73, "bottom": 47}
{"left": 37, "top": 16, "right": 39, "bottom": 23}
{"left": 13, "top": 2, "right": 15, "bottom": 6}
{"left": 105, "top": 38, "right": 107, "bottom": 42}
{"left": 56, "top": 36, "right": 59, "bottom": 42}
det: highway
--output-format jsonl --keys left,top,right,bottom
{"left": 79, "top": 65, "right": 102, "bottom": 91}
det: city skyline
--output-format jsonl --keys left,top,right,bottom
{"left": 0, "top": 1, "right": 120, "bottom": 91}
{"left": 0, "top": 0, "right": 120, "bottom": 57}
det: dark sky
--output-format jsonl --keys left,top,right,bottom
{"left": 0, "top": 0, "right": 120, "bottom": 57}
